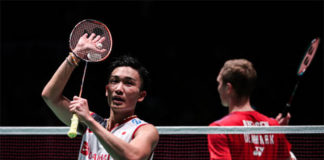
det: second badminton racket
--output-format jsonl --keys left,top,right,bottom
{"left": 282, "top": 37, "right": 320, "bottom": 117}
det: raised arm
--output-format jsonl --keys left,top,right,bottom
{"left": 41, "top": 33, "right": 105, "bottom": 125}
{"left": 41, "top": 53, "right": 80, "bottom": 125}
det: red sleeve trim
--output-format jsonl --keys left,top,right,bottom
{"left": 131, "top": 124, "right": 148, "bottom": 139}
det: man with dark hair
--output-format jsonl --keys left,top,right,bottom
{"left": 208, "top": 59, "right": 292, "bottom": 160}
{"left": 42, "top": 33, "right": 159, "bottom": 160}
{"left": 107, "top": 55, "right": 151, "bottom": 92}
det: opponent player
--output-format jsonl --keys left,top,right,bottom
{"left": 208, "top": 59, "right": 292, "bottom": 160}
{"left": 42, "top": 33, "right": 159, "bottom": 160}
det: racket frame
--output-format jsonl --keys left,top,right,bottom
{"left": 69, "top": 19, "right": 113, "bottom": 63}
{"left": 282, "top": 37, "right": 320, "bottom": 117}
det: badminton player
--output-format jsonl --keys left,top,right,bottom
{"left": 208, "top": 59, "right": 293, "bottom": 160}
{"left": 42, "top": 33, "right": 159, "bottom": 160}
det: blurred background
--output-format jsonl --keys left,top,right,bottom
{"left": 1, "top": 0, "right": 323, "bottom": 126}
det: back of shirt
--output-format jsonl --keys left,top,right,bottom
{"left": 208, "top": 111, "right": 291, "bottom": 160}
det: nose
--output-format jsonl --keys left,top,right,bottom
{"left": 115, "top": 83, "right": 123, "bottom": 95}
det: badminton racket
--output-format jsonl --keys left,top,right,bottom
{"left": 67, "top": 19, "right": 113, "bottom": 138}
{"left": 282, "top": 37, "right": 320, "bottom": 117}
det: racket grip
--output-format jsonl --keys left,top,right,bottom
{"left": 281, "top": 103, "right": 290, "bottom": 117}
{"left": 67, "top": 114, "right": 79, "bottom": 138}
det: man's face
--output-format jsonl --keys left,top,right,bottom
{"left": 106, "top": 66, "right": 146, "bottom": 112}
{"left": 217, "top": 71, "right": 228, "bottom": 107}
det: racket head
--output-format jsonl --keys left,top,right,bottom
{"left": 69, "top": 19, "right": 113, "bottom": 62}
{"left": 297, "top": 37, "right": 320, "bottom": 76}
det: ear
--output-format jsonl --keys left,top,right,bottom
{"left": 137, "top": 90, "right": 147, "bottom": 102}
{"left": 105, "top": 85, "right": 109, "bottom": 97}
{"left": 225, "top": 82, "right": 233, "bottom": 94}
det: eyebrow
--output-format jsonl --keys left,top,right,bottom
{"left": 110, "top": 75, "right": 137, "bottom": 82}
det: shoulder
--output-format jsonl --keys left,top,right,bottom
{"left": 129, "top": 117, "right": 159, "bottom": 139}
{"left": 251, "top": 111, "right": 279, "bottom": 125}
{"left": 210, "top": 113, "right": 244, "bottom": 126}
{"left": 133, "top": 123, "right": 159, "bottom": 149}
{"left": 90, "top": 112, "right": 108, "bottom": 126}
{"left": 135, "top": 123, "right": 159, "bottom": 138}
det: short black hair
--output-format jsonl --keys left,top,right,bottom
{"left": 107, "top": 55, "right": 151, "bottom": 92}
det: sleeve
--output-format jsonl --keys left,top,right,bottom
{"left": 208, "top": 123, "right": 232, "bottom": 160}
{"left": 78, "top": 112, "right": 106, "bottom": 134}
{"left": 91, "top": 112, "right": 105, "bottom": 124}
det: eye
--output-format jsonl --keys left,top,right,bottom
{"left": 125, "top": 80, "right": 135, "bottom": 86}
{"left": 109, "top": 78, "right": 119, "bottom": 84}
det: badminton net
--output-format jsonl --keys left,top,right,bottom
{"left": 0, "top": 126, "right": 323, "bottom": 159}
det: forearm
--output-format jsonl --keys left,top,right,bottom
{"left": 41, "top": 54, "right": 78, "bottom": 125}
{"left": 85, "top": 118, "right": 143, "bottom": 160}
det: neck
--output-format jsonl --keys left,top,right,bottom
{"left": 107, "top": 110, "right": 136, "bottom": 130}
{"left": 228, "top": 96, "right": 254, "bottom": 113}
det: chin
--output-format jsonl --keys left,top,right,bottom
{"left": 109, "top": 103, "right": 122, "bottom": 109}
{"left": 221, "top": 102, "right": 229, "bottom": 107}
{"left": 111, "top": 104, "right": 124, "bottom": 109}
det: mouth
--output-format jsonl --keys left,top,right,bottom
{"left": 112, "top": 96, "right": 125, "bottom": 105}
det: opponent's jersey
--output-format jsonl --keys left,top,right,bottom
{"left": 208, "top": 111, "right": 291, "bottom": 160}
{"left": 78, "top": 113, "right": 152, "bottom": 160}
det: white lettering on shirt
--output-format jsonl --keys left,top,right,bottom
{"left": 243, "top": 120, "right": 275, "bottom": 145}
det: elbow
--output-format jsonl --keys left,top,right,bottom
{"left": 126, "top": 152, "right": 150, "bottom": 160}
{"left": 123, "top": 156, "right": 143, "bottom": 160}
{"left": 115, "top": 151, "right": 148, "bottom": 160}
{"left": 41, "top": 88, "right": 50, "bottom": 101}
{"left": 41, "top": 88, "right": 57, "bottom": 104}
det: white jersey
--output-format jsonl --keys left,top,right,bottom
{"left": 78, "top": 113, "right": 153, "bottom": 160}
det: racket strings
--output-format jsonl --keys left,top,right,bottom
{"left": 70, "top": 20, "right": 112, "bottom": 62}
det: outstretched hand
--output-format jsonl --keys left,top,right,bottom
{"left": 275, "top": 112, "right": 291, "bottom": 125}
{"left": 72, "top": 33, "right": 107, "bottom": 58}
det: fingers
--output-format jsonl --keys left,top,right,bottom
{"left": 71, "top": 96, "right": 87, "bottom": 105}
{"left": 88, "top": 33, "right": 96, "bottom": 40}
{"left": 278, "top": 119, "right": 284, "bottom": 125}
{"left": 276, "top": 112, "right": 291, "bottom": 126}
{"left": 275, "top": 113, "right": 282, "bottom": 121}
{"left": 95, "top": 37, "right": 107, "bottom": 53}
{"left": 68, "top": 96, "right": 92, "bottom": 123}
{"left": 82, "top": 33, "right": 88, "bottom": 38}
{"left": 69, "top": 96, "right": 88, "bottom": 112}
{"left": 275, "top": 113, "right": 285, "bottom": 125}
{"left": 284, "top": 112, "right": 291, "bottom": 125}
{"left": 97, "top": 48, "right": 107, "bottom": 53}
{"left": 93, "top": 35, "right": 101, "bottom": 42}
{"left": 86, "top": 33, "right": 105, "bottom": 42}
{"left": 89, "top": 33, "right": 104, "bottom": 43}
{"left": 93, "top": 36, "right": 106, "bottom": 52}
{"left": 98, "top": 36, "right": 106, "bottom": 43}
{"left": 76, "top": 33, "right": 107, "bottom": 58}
{"left": 286, "top": 112, "right": 291, "bottom": 119}
{"left": 73, "top": 95, "right": 81, "bottom": 101}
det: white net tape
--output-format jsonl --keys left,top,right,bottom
{"left": 1, "top": 125, "right": 323, "bottom": 135}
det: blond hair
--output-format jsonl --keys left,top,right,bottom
{"left": 220, "top": 59, "right": 257, "bottom": 97}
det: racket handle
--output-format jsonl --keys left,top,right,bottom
{"left": 282, "top": 103, "right": 290, "bottom": 117}
{"left": 67, "top": 114, "right": 79, "bottom": 138}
